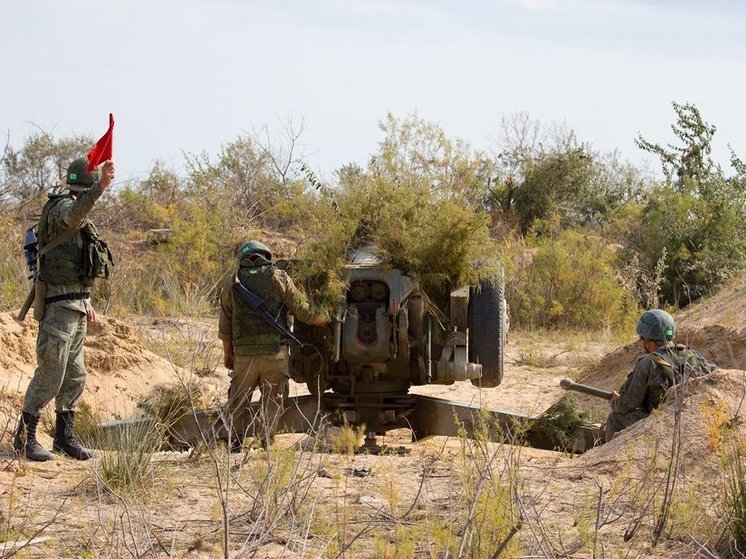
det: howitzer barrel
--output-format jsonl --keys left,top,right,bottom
{"left": 559, "top": 378, "right": 613, "bottom": 400}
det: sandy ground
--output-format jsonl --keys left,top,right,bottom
{"left": 1, "top": 274, "right": 745, "bottom": 558}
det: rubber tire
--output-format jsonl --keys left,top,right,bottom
{"left": 468, "top": 277, "right": 506, "bottom": 388}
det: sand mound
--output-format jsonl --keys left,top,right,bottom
{"left": 577, "top": 369, "right": 746, "bottom": 472}
{"left": 564, "top": 371, "right": 744, "bottom": 525}
{"left": 570, "top": 274, "right": 746, "bottom": 418}
{"left": 0, "top": 312, "right": 199, "bottom": 421}
{"left": 676, "top": 273, "right": 746, "bottom": 330}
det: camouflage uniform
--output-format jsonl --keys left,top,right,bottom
{"left": 218, "top": 256, "right": 320, "bottom": 446}
{"left": 606, "top": 344, "right": 716, "bottom": 441}
{"left": 23, "top": 184, "right": 108, "bottom": 417}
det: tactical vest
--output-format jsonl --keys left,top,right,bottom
{"left": 38, "top": 195, "right": 113, "bottom": 285}
{"left": 232, "top": 264, "right": 287, "bottom": 355}
{"left": 643, "top": 344, "right": 714, "bottom": 412}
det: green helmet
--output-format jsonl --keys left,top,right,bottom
{"left": 237, "top": 240, "right": 273, "bottom": 265}
{"left": 66, "top": 157, "right": 101, "bottom": 192}
{"left": 636, "top": 309, "right": 675, "bottom": 343}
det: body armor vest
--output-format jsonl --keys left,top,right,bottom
{"left": 232, "top": 265, "right": 287, "bottom": 355}
{"left": 38, "top": 196, "right": 111, "bottom": 285}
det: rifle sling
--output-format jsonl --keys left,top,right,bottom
{"left": 37, "top": 224, "right": 79, "bottom": 258}
{"left": 231, "top": 281, "right": 303, "bottom": 348}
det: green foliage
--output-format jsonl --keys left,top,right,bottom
{"left": 111, "top": 162, "right": 182, "bottom": 233}
{"left": 291, "top": 114, "right": 501, "bottom": 315}
{"left": 374, "top": 112, "right": 494, "bottom": 205}
{"left": 492, "top": 116, "right": 646, "bottom": 233}
{"left": 636, "top": 101, "right": 717, "bottom": 186}
{"left": 513, "top": 140, "right": 595, "bottom": 232}
{"left": 530, "top": 394, "right": 591, "bottom": 450}
{"left": 184, "top": 135, "right": 320, "bottom": 231}
{"left": 0, "top": 130, "right": 92, "bottom": 205}
{"left": 503, "top": 223, "right": 639, "bottom": 330}
{"left": 0, "top": 108, "right": 741, "bottom": 324}
{"left": 623, "top": 180, "right": 746, "bottom": 305}
{"left": 295, "top": 167, "right": 500, "bottom": 314}
{"left": 625, "top": 102, "right": 746, "bottom": 306}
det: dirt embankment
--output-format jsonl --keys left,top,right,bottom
{"left": 0, "top": 311, "right": 202, "bottom": 424}
{"left": 572, "top": 276, "right": 746, "bottom": 419}
{"left": 0, "top": 274, "right": 744, "bottom": 558}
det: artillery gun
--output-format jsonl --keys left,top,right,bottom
{"left": 100, "top": 248, "right": 603, "bottom": 453}
{"left": 285, "top": 247, "right": 508, "bottom": 450}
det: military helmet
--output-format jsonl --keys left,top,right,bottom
{"left": 66, "top": 157, "right": 101, "bottom": 192}
{"left": 237, "top": 240, "right": 273, "bottom": 264}
{"left": 636, "top": 309, "right": 675, "bottom": 343}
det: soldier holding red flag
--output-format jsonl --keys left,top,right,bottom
{"left": 14, "top": 117, "right": 116, "bottom": 462}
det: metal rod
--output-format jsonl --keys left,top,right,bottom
{"left": 559, "top": 378, "right": 613, "bottom": 400}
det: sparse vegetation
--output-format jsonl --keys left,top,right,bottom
{"left": 723, "top": 435, "right": 746, "bottom": 553}
{"left": 0, "top": 106, "right": 745, "bottom": 558}
{"left": 91, "top": 418, "right": 165, "bottom": 492}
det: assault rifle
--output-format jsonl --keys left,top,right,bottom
{"left": 18, "top": 227, "right": 40, "bottom": 321}
{"left": 559, "top": 378, "right": 613, "bottom": 400}
{"left": 232, "top": 277, "right": 303, "bottom": 348}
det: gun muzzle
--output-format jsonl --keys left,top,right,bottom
{"left": 559, "top": 378, "right": 613, "bottom": 400}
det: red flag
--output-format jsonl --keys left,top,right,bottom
{"left": 86, "top": 113, "right": 114, "bottom": 171}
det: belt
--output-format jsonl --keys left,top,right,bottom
{"left": 45, "top": 292, "right": 91, "bottom": 304}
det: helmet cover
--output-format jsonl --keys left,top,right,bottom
{"left": 636, "top": 309, "right": 676, "bottom": 342}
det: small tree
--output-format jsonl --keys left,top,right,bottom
{"left": 0, "top": 129, "right": 91, "bottom": 209}
{"left": 625, "top": 102, "right": 746, "bottom": 306}
{"left": 492, "top": 116, "right": 646, "bottom": 234}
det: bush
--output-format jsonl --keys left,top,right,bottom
{"left": 619, "top": 180, "right": 746, "bottom": 306}
{"left": 503, "top": 223, "right": 639, "bottom": 331}
{"left": 630, "top": 101, "right": 746, "bottom": 307}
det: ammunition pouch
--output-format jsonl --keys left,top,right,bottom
{"left": 233, "top": 333, "right": 283, "bottom": 356}
{"left": 82, "top": 232, "right": 113, "bottom": 280}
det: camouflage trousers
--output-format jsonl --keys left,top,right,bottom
{"left": 23, "top": 305, "right": 87, "bottom": 417}
{"left": 226, "top": 347, "right": 290, "bottom": 444}
{"left": 605, "top": 408, "right": 649, "bottom": 442}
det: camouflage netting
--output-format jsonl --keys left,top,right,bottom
{"left": 290, "top": 173, "right": 501, "bottom": 317}
{"left": 529, "top": 394, "right": 593, "bottom": 451}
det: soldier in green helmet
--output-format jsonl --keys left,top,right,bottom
{"left": 606, "top": 309, "right": 717, "bottom": 442}
{"left": 14, "top": 157, "right": 115, "bottom": 462}
{"left": 218, "top": 240, "right": 326, "bottom": 451}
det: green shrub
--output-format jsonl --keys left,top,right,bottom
{"left": 503, "top": 223, "right": 639, "bottom": 331}
{"left": 619, "top": 181, "right": 746, "bottom": 306}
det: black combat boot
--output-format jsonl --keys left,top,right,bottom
{"left": 52, "top": 411, "right": 94, "bottom": 461}
{"left": 13, "top": 412, "right": 54, "bottom": 462}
